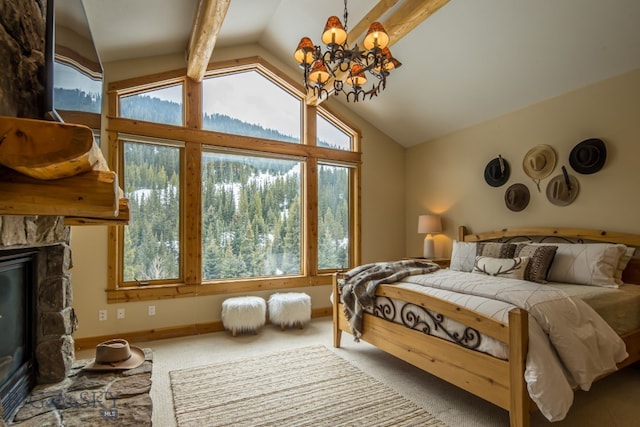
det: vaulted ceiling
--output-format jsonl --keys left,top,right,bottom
{"left": 82, "top": 0, "right": 640, "bottom": 147}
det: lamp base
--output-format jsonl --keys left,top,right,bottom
{"left": 423, "top": 235, "right": 435, "bottom": 259}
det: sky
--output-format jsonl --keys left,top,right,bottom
{"left": 131, "top": 70, "right": 350, "bottom": 147}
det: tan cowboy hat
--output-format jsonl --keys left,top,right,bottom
{"left": 82, "top": 339, "right": 145, "bottom": 371}
{"left": 504, "top": 183, "right": 530, "bottom": 212}
{"left": 546, "top": 166, "right": 580, "bottom": 206}
{"left": 523, "top": 144, "right": 556, "bottom": 180}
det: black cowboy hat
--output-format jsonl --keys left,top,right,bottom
{"left": 569, "top": 138, "right": 606, "bottom": 175}
{"left": 484, "top": 155, "right": 510, "bottom": 187}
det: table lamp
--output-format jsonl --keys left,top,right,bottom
{"left": 417, "top": 214, "right": 442, "bottom": 258}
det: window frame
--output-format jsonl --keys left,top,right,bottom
{"left": 106, "top": 56, "right": 361, "bottom": 303}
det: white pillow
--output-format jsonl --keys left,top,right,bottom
{"left": 472, "top": 256, "right": 530, "bottom": 280}
{"left": 540, "top": 243, "right": 627, "bottom": 288}
{"left": 450, "top": 241, "right": 476, "bottom": 272}
{"left": 614, "top": 246, "right": 636, "bottom": 285}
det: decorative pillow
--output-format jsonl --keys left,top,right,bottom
{"left": 514, "top": 243, "right": 557, "bottom": 283}
{"left": 450, "top": 241, "right": 477, "bottom": 272}
{"left": 614, "top": 246, "right": 636, "bottom": 285}
{"left": 476, "top": 242, "right": 517, "bottom": 259}
{"left": 472, "top": 256, "right": 530, "bottom": 280}
{"left": 540, "top": 243, "right": 627, "bottom": 288}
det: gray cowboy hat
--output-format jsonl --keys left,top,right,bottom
{"left": 504, "top": 183, "right": 530, "bottom": 212}
{"left": 546, "top": 166, "right": 580, "bottom": 206}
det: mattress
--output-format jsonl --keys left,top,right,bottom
{"left": 547, "top": 282, "right": 640, "bottom": 335}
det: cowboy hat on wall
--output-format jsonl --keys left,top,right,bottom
{"left": 484, "top": 155, "right": 510, "bottom": 187}
{"left": 546, "top": 166, "right": 580, "bottom": 207}
{"left": 569, "top": 138, "right": 607, "bottom": 175}
{"left": 523, "top": 144, "right": 556, "bottom": 192}
{"left": 504, "top": 183, "right": 530, "bottom": 212}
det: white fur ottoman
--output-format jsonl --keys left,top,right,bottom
{"left": 267, "top": 292, "right": 311, "bottom": 330}
{"left": 221, "top": 296, "right": 266, "bottom": 337}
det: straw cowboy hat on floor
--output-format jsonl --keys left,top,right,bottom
{"left": 83, "top": 339, "right": 145, "bottom": 371}
{"left": 523, "top": 144, "right": 556, "bottom": 191}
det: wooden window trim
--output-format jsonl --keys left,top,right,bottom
{"left": 107, "top": 57, "right": 361, "bottom": 303}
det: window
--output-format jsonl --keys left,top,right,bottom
{"left": 202, "top": 70, "right": 301, "bottom": 143}
{"left": 122, "top": 139, "right": 181, "bottom": 283}
{"left": 107, "top": 57, "right": 361, "bottom": 301}
{"left": 318, "top": 163, "right": 350, "bottom": 270}
{"left": 202, "top": 150, "right": 302, "bottom": 280}
{"left": 120, "top": 84, "right": 183, "bottom": 126}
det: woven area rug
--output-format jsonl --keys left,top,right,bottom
{"left": 170, "top": 345, "right": 447, "bottom": 427}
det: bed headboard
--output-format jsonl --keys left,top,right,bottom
{"left": 458, "top": 225, "right": 640, "bottom": 285}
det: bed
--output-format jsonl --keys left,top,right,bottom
{"left": 332, "top": 226, "right": 640, "bottom": 427}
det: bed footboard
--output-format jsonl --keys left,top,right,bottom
{"left": 331, "top": 272, "right": 531, "bottom": 427}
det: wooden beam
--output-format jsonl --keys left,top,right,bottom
{"left": 0, "top": 116, "right": 108, "bottom": 179}
{"left": 0, "top": 167, "right": 120, "bottom": 218}
{"left": 307, "top": 0, "right": 449, "bottom": 106}
{"left": 186, "top": 0, "right": 231, "bottom": 82}
{"left": 383, "top": 0, "right": 450, "bottom": 47}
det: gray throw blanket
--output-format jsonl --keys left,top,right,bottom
{"left": 338, "top": 260, "right": 440, "bottom": 341}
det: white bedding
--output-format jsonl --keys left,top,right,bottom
{"left": 389, "top": 269, "right": 629, "bottom": 422}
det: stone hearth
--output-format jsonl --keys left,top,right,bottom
{"left": 7, "top": 349, "right": 153, "bottom": 426}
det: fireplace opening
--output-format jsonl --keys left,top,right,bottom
{"left": 0, "top": 249, "right": 37, "bottom": 422}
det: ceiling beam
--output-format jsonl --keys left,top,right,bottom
{"left": 384, "top": 0, "right": 450, "bottom": 47}
{"left": 306, "top": 0, "right": 449, "bottom": 106}
{"left": 346, "top": 0, "right": 401, "bottom": 46}
{"left": 186, "top": 0, "right": 231, "bottom": 82}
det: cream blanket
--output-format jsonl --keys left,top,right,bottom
{"left": 400, "top": 270, "right": 629, "bottom": 421}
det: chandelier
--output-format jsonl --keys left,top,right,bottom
{"left": 293, "top": 0, "right": 401, "bottom": 103}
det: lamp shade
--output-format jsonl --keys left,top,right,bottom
{"left": 346, "top": 64, "right": 367, "bottom": 86}
{"left": 417, "top": 214, "right": 442, "bottom": 234}
{"left": 294, "top": 37, "right": 315, "bottom": 65}
{"left": 363, "top": 22, "right": 389, "bottom": 50}
{"left": 321, "top": 16, "right": 347, "bottom": 46}
{"left": 308, "top": 61, "right": 330, "bottom": 85}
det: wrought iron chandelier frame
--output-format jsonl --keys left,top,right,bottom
{"left": 295, "top": 0, "right": 401, "bottom": 103}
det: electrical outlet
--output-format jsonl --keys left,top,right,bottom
{"left": 117, "top": 308, "right": 125, "bottom": 319}
{"left": 148, "top": 305, "right": 156, "bottom": 316}
{"left": 98, "top": 310, "right": 107, "bottom": 321}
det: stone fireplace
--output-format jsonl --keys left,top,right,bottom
{"left": 0, "top": 216, "right": 76, "bottom": 383}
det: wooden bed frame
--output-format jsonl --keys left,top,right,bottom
{"left": 332, "top": 226, "right": 640, "bottom": 427}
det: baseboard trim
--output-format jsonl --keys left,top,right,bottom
{"left": 74, "top": 306, "right": 332, "bottom": 351}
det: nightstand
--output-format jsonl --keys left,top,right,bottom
{"left": 405, "top": 257, "right": 450, "bottom": 268}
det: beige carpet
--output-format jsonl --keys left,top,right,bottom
{"left": 170, "top": 345, "right": 447, "bottom": 427}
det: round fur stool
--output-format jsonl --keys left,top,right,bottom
{"left": 221, "top": 296, "right": 266, "bottom": 337}
{"left": 267, "top": 292, "right": 311, "bottom": 331}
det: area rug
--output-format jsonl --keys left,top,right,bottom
{"left": 170, "top": 345, "right": 447, "bottom": 427}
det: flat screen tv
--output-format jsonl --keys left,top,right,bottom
{"left": 44, "top": 0, "right": 103, "bottom": 130}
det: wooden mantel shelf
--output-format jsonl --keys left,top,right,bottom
{"left": 0, "top": 116, "right": 129, "bottom": 225}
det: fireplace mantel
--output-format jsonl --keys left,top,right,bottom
{"left": 0, "top": 117, "right": 129, "bottom": 226}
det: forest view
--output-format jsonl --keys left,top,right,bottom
{"left": 117, "top": 94, "right": 349, "bottom": 282}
